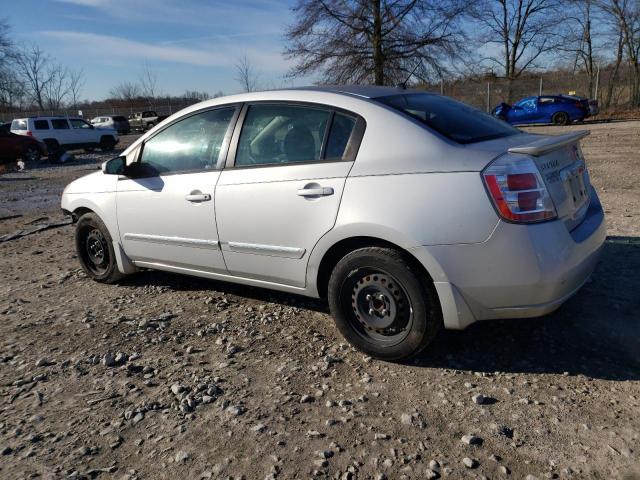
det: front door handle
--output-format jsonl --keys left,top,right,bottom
{"left": 185, "top": 193, "right": 211, "bottom": 202}
{"left": 297, "top": 187, "right": 334, "bottom": 197}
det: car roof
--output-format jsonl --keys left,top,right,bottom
{"left": 289, "top": 85, "right": 425, "bottom": 99}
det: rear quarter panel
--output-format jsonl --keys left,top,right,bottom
{"left": 306, "top": 171, "right": 499, "bottom": 294}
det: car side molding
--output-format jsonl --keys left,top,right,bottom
{"left": 508, "top": 130, "right": 590, "bottom": 156}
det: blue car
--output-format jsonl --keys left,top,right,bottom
{"left": 493, "top": 95, "right": 591, "bottom": 126}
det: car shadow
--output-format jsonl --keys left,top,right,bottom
{"left": 120, "top": 236, "right": 639, "bottom": 381}
{"left": 0, "top": 176, "right": 38, "bottom": 181}
{"left": 414, "top": 236, "right": 640, "bottom": 381}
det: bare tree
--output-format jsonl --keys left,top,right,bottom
{"left": 561, "top": 0, "right": 600, "bottom": 98}
{"left": 15, "top": 44, "right": 51, "bottom": 109}
{"left": 471, "top": 0, "right": 565, "bottom": 101}
{"left": 43, "top": 64, "right": 70, "bottom": 110}
{"left": 183, "top": 90, "right": 210, "bottom": 101}
{"left": 0, "top": 19, "right": 22, "bottom": 108}
{"left": 139, "top": 62, "right": 158, "bottom": 104}
{"left": 285, "top": 0, "right": 468, "bottom": 86}
{"left": 234, "top": 55, "right": 260, "bottom": 92}
{"left": 0, "top": 18, "right": 14, "bottom": 69}
{"left": 68, "top": 69, "right": 84, "bottom": 108}
{"left": 109, "top": 81, "right": 142, "bottom": 101}
{"left": 0, "top": 69, "right": 24, "bottom": 108}
{"left": 599, "top": 0, "right": 640, "bottom": 106}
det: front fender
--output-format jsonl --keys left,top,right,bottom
{"left": 61, "top": 193, "right": 119, "bottom": 243}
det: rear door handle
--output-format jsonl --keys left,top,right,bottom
{"left": 185, "top": 193, "right": 211, "bottom": 202}
{"left": 297, "top": 187, "right": 334, "bottom": 197}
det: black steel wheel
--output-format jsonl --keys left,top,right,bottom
{"left": 75, "top": 212, "right": 125, "bottom": 283}
{"left": 348, "top": 269, "right": 413, "bottom": 347}
{"left": 328, "top": 247, "right": 442, "bottom": 360}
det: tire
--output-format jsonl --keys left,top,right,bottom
{"left": 23, "top": 145, "right": 41, "bottom": 163}
{"left": 145, "top": 122, "right": 155, "bottom": 131}
{"left": 44, "top": 140, "right": 61, "bottom": 163}
{"left": 327, "top": 247, "right": 442, "bottom": 361}
{"left": 551, "top": 111, "right": 569, "bottom": 126}
{"left": 75, "top": 213, "right": 125, "bottom": 283}
{"left": 99, "top": 136, "right": 116, "bottom": 152}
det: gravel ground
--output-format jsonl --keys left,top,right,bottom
{"left": 0, "top": 123, "right": 638, "bottom": 480}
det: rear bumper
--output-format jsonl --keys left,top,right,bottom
{"left": 414, "top": 191, "right": 606, "bottom": 329}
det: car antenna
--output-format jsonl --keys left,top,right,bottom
{"left": 397, "top": 62, "right": 421, "bottom": 90}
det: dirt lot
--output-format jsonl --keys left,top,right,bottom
{"left": 0, "top": 123, "right": 638, "bottom": 480}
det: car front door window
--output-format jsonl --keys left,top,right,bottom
{"left": 138, "top": 108, "right": 235, "bottom": 175}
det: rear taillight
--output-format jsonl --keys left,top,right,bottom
{"left": 482, "top": 155, "right": 557, "bottom": 223}
{"left": 26, "top": 130, "right": 33, "bottom": 136}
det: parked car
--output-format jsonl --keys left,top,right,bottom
{"left": 91, "top": 115, "right": 131, "bottom": 135}
{"left": 0, "top": 122, "right": 47, "bottom": 166}
{"left": 493, "top": 95, "right": 592, "bottom": 125}
{"left": 11, "top": 116, "right": 119, "bottom": 160}
{"left": 61, "top": 86, "right": 605, "bottom": 360}
{"left": 128, "top": 111, "right": 168, "bottom": 131}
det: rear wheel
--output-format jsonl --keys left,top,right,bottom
{"left": 551, "top": 111, "right": 569, "bottom": 126}
{"left": 328, "top": 247, "right": 442, "bottom": 361}
{"left": 75, "top": 213, "right": 125, "bottom": 283}
{"left": 100, "top": 136, "right": 116, "bottom": 152}
{"left": 23, "top": 145, "right": 41, "bottom": 163}
{"left": 44, "top": 140, "right": 62, "bottom": 163}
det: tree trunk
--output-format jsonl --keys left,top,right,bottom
{"left": 372, "top": 0, "right": 384, "bottom": 85}
{"left": 604, "top": 32, "right": 624, "bottom": 109}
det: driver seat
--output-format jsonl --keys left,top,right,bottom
{"left": 283, "top": 125, "right": 316, "bottom": 163}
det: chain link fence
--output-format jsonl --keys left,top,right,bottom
{"left": 0, "top": 98, "right": 200, "bottom": 124}
{"left": 423, "top": 67, "right": 635, "bottom": 113}
{"left": 1, "top": 68, "right": 636, "bottom": 124}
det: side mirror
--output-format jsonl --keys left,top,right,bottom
{"left": 102, "top": 156, "right": 126, "bottom": 175}
{"left": 90, "top": 125, "right": 95, "bottom": 129}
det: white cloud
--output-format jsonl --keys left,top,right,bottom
{"left": 40, "top": 31, "right": 230, "bottom": 67}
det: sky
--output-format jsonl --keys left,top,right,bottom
{"left": 6, "top": 0, "right": 311, "bottom": 101}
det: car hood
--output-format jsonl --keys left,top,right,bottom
{"left": 63, "top": 170, "right": 118, "bottom": 194}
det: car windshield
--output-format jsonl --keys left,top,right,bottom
{"left": 375, "top": 93, "right": 519, "bottom": 144}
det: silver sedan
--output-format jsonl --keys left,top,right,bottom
{"left": 61, "top": 86, "right": 606, "bottom": 360}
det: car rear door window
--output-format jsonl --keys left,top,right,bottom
{"left": 34, "top": 120, "right": 50, "bottom": 130}
{"left": 235, "top": 104, "right": 332, "bottom": 167}
{"left": 51, "top": 119, "right": 70, "bottom": 129}
{"left": 139, "top": 107, "right": 235, "bottom": 175}
{"left": 325, "top": 113, "right": 357, "bottom": 160}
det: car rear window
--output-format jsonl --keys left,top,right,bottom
{"left": 375, "top": 93, "right": 519, "bottom": 144}
{"left": 11, "top": 119, "right": 27, "bottom": 130}
{"left": 34, "top": 120, "right": 49, "bottom": 130}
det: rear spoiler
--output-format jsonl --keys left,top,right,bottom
{"left": 508, "top": 130, "right": 590, "bottom": 156}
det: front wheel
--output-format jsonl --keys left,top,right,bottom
{"left": 75, "top": 213, "right": 125, "bottom": 283}
{"left": 327, "top": 247, "right": 442, "bottom": 361}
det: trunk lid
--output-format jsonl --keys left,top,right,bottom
{"left": 508, "top": 131, "right": 592, "bottom": 231}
